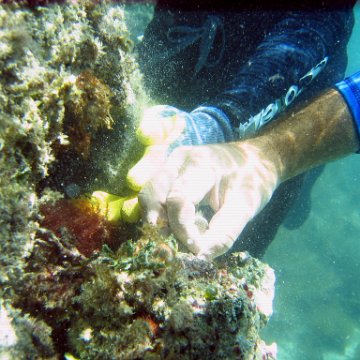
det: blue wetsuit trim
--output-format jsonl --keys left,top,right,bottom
{"left": 335, "top": 71, "right": 360, "bottom": 153}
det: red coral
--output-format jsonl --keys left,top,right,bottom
{"left": 40, "top": 198, "right": 123, "bottom": 257}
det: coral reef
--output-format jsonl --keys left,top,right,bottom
{"left": 0, "top": 0, "right": 144, "bottom": 275}
{"left": 10, "top": 225, "right": 276, "bottom": 359}
{"left": 0, "top": 1, "right": 277, "bottom": 359}
{"left": 0, "top": 0, "right": 145, "bottom": 357}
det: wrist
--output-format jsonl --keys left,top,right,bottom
{"left": 240, "top": 137, "right": 285, "bottom": 184}
{"left": 192, "top": 106, "right": 235, "bottom": 143}
{"left": 230, "top": 138, "right": 283, "bottom": 193}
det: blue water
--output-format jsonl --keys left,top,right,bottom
{"left": 262, "top": 4, "right": 360, "bottom": 359}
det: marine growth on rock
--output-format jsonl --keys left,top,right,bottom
{"left": 0, "top": 2, "right": 277, "bottom": 359}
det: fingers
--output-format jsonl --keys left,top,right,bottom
{"left": 167, "top": 172, "right": 266, "bottom": 260}
{"left": 138, "top": 147, "right": 187, "bottom": 225}
{"left": 165, "top": 163, "right": 216, "bottom": 252}
{"left": 90, "top": 191, "right": 140, "bottom": 223}
{"left": 127, "top": 106, "right": 186, "bottom": 194}
{"left": 95, "top": 105, "right": 188, "bottom": 225}
{"left": 127, "top": 145, "right": 168, "bottom": 192}
{"left": 138, "top": 142, "right": 280, "bottom": 260}
{"left": 139, "top": 147, "right": 255, "bottom": 259}
{"left": 194, "top": 175, "right": 276, "bottom": 259}
{"left": 196, "top": 199, "right": 252, "bottom": 259}
{"left": 138, "top": 174, "right": 170, "bottom": 225}
{"left": 121, "top": 196, "right": 141, "bottom": 223}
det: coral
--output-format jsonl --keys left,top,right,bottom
{"left": 0, "top": 1, "right": 146, "bottom": 357}
{"left": 7, "top": 223, "right": 277, "bottom": 359}
{"left": 0, "top": 302, "right": 57, "bottom": 359}
{"left": 11, "top": 230, "right": 95, "bottom": 357}
{"left": 0, "top": 0, "right": 144, "bottom": 270}
{"left": 0, "top": 0, "right": 146, "bottom": 193}
{"left": 64, "top": 226, "right": 276, "bottom": 360}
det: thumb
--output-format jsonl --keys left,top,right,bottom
{"left": 126, "top": 145, "right": 168, "bottom": 192}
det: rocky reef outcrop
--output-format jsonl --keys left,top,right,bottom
{"left": 0, "top": 1, "right": 276, "bottom": 359}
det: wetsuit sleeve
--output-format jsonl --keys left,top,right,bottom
{"left": 335, "top": 71, "right": 360, "bottom": 149}
{"left": 207, "top": 6, "right": 355, "bottom": 138}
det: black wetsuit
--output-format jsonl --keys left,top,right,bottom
{"left": 137, "top": 0, "right": 356, "bottom": 257}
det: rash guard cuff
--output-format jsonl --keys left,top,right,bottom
{"left": 335, "top": 71, "right": 360, "bottom": 152}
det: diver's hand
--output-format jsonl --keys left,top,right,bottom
{"left": 126, "top": 105, "right": 233, "bottom": 192}
{"left": 138, "top": 141, "right": 281, "bottom": 260}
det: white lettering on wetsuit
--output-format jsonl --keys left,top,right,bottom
{"left": 238, "top": 57, "right": 328, "bottom": 138}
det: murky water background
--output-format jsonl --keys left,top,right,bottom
{"left": 263, "top": 4, "right": 360, "bottom": 359}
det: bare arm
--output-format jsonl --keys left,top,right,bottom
{"left": 249, "top": 88, "right": 359, "bottom": 182}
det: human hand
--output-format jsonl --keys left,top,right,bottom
{"left": 120, "top": 104, "right": 233, "bottom": 223}
{"left": 138, "top": 141, "right": 281, "bottom": 260}
{"left": 90, "top": 105, "right": 232, "bottom": 224}
{"left": 126, "top": 105, "right": 234, "bottom": 192}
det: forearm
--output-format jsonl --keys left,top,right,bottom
{"left": 247, "top": 87, "right": 359, "bottom": 182}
